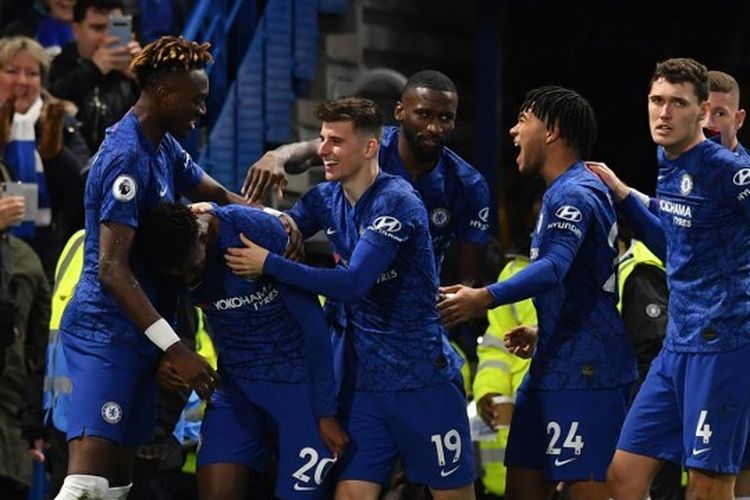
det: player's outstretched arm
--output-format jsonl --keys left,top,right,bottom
{"left": 186, "top": 172, "right": 245, "bottom": 206}
{"left": 617, "top": 195, "right": 666, "bottom": 260}
{"left": 224, "top": 233, "right": 395, "bottom": 302}
{"left": 98, "top": 222, "right": 219, "bottom": 399}
{"left": 438, "top": 241, "right": 575, "bottom": 329}
{"left": 242, "top": 139, "right": 322, "bottom": 203}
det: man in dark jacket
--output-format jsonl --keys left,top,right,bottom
{"left": 48, "top": 0, "right": 140, "bottom": 152}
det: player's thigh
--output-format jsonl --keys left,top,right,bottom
{"left": 682, "top": 346, "right": 750, "bottom": 475}
{"left": 388, "top": 381, "right": 475, "bottom": 490}
{"left": 197, "top": 463, "right": 252, "bottom": 500}
{"left": 196, "top": 386, "right": 268, "bottom": 473}
{"left": 429, "top": 482, "right": 477, "bottom": 500}
{"left": 565, "top": 479, "right": 609, "bottom": 500}
{"left": 256, "top": 382, "right": 338, "bottom": 498}
{"left": 734, "top": 467, "right": 750, "bottom": 496}
{"left": 616, "top": 349, "right": 683, "bottom": 465}
{"left": 505, "top": 467, "right": 556, "bottom": 500}
{"left": 607, "top": 449, "right": 663, "bottom": 500}
{"left": 66, "top": 435, "right": 130, "bottom": 480}
{"left": 334, "top": 479, "right": 381, "bottom": 500}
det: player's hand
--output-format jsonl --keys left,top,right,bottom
{"left": 242, "top": 151, "right": 288, "bottom": 204}
{"left": 318, "top": 416, "right": 349, "bottom": 458}
{"left": 28, "top": 438, "right": 49, "bottom": 463}
{"left": 157, "top": 356, "right": 190, "bottom": 391}
{"left": 478, "top": 393, "right": 512, "bottom": 430}
{"left": 224, "top": 232, "right": 270, "bottom": 277}
{"left": 278, "top": 213, "right": 304, "bottom": 262}
{"left": 437, "top": 284, "right": 494, "bottom": 330}
{"left": 585, "top": 161, "right": 630, "bottom": 202}
{"left": 38, "top": 101, "right": 65, "bottom": 159}
{"left": 163, "top": 342, "right": 220, "bottom": 400}
{"left": 188, "top": 202, "right": 214, "bottom": 215}
{"left": 0, "top": 194, "right": 25, "bottom": 230}
{"left": 0, "top": 96, "right": 14, "bottom": 151}
{"left": 503, "top": 325, "right": 538, "bottom": 359}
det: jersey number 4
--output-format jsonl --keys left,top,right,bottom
{"left": 695, "top": 410, "right": 712, "bottom": 444}
{"left": 546, "top": 421, "right": 584, "bottom": 456}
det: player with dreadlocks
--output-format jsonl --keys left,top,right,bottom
{"left": 438, "top": 86, "right": 637, "bottom": 499}
{"left": 55, "top": 36, "right": 246, "bottom": 500}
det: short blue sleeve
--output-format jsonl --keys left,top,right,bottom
{"left": 360, "top": 191, "right": 419, "bottom": 258}
{"left": 718, "top": 155, "right": 750, "bottom": 222}
{"left": 167, "top": 136, "right": 204, "bottom": 193}
{"left": 287, "top": 186, "right": 325, "bottom": 238}
{"left": 98, "top": 151, "right": 150, "bottom": 228}
{"left": 537, "top": 187, "right": 593, "bottom": 257}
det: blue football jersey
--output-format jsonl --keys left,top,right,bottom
{"left": 287, "top": 172, "right": 461, "bottom": 391}
{"left": 61, "top": 111, "right": 204, "bottom": 345}
{"left": 735, "top": 142, "right": 750, "bottom": 162}
{"left": 189, "top": 205, "right": 315, "bottom": 383}
{"left": 528, "top": 162, "right": 636, "bottom": 390}
{"left": 379, "top": 126, "right": 490, "bottom": 270}
{"left": 655, "top": 140, "right": 750, "bottom": 352}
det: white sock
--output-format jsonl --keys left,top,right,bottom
{"left": 105, "top": 483, "right": 132, "bottom": 499}
{"left": 55, "top": 474, "right": 109, "bottom": 499}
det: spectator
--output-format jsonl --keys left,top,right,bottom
{"left": 2, "top": 1, "right": 75, "bottom": 56}
{"left": 48, "top": 0, "right": 140, "bottom": 152}
{"left": 0, "top": 36, "right": 89, "bottom": 279}
{"left": 0, "top": 164, "right": 51, "bottom": 500}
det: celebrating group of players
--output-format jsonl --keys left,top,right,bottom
{"left": 49, "top": 34, "right": 750, "bottom": 500}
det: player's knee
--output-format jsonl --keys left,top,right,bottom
{"left": 607, "top": 463, "right": 649, "bottom": 499}
{"left": 54, "top": 474, "right": 109, "bottom": 500}
{"left": 686, "top": 472, "right": 733, "bottom": 500}
{"left": 334, "top": 480, "right": 380, "bottom": 500}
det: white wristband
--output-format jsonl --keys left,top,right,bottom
{"left": 144, "top": 318, "right": 180, "bottom": 351}
{"left": 262, "top": 207, "right": 284, "bottom": 218}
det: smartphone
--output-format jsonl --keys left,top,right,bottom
{"left": 108, "top": 15, "right": 132, "bottom": 48}
{"left": 2, "top": 182, "right": 24, "bottom": 226}
{"left": 2, "top": 182, "right": 38, "bottom": 224}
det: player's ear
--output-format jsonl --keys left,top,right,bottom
{"left": 545, "top": 125, "right": 561, "bottom": 145}
{"left": 736, "top": 108, "right": 746, "bottom": 130}
{"left": 698, "top": 100, "right": 709, "bottom": 123}
{"left": 155, "top": 83, "right": 174, "bottom": 109}
{"left": 394, "top": 101, "right": 404, "bottom": 123}
{"left": 364, "top": 137, "right": 378, "bottom": 159}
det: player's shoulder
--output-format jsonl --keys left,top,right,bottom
{"left": 702, "top": 139, "right": 750, "bottom": 174}
{"left": 375, "top": 172, "right": 423, "bottom": 206}
{"left": 380, "top": 125, "right": 399, "bottom": 149}
{"left": 441, "top": 147, "right": 488, "bottom": 189}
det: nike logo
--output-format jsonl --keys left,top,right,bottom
{"left": 692, "top": 447, "right": 711, "bottom": 456}
{"left": 325, "top": 227, "right": 337, "bottom": 235}
{"left": 293, "top": 483, "right": 317, "bottom": 491}
{"left": 440, "top": 465, "right": 460, "bottom": 477}
{"left": 159, "top": 185, "right": 168, "bottom": 197}
{"left": 554, "top": 457, "right": 577, "bottom": 467}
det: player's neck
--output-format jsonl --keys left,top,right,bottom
{"left": 663, "top": 130, "right": 706, "bottom": 160}
{"left": 342, "top": 160, "right": 380, "bottom": 205}
{"left": 540, "top": 150, "right": 579, "bottom": 186}
{"left": 397, "top": 133, "right": 437, "bottom": 180}
{"left": 132, "top": 95, "right": 168, "bottom": 146}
